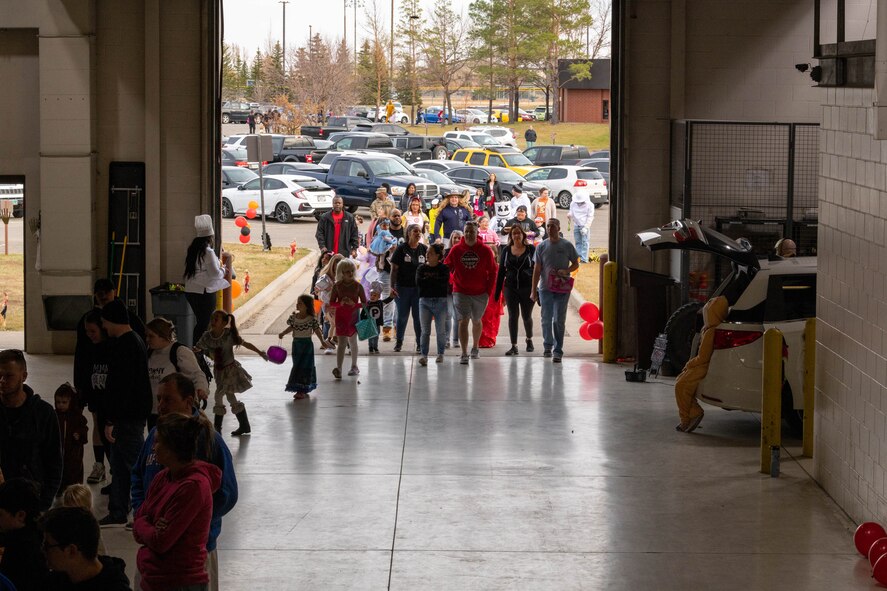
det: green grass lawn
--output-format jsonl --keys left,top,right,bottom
{"left": 404, "top": 120, "right": 610, "bottom": 151}
{"left": 0, "top": 255, "right": 23, "bottom": 331}
{"left": 221, "top": 243, "right": 310, "bottom": 311}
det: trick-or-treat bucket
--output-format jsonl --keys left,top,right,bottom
{"left": 625, "top": 365, "right": 647, "bottom": 382}
{"left": 267, "top": 344, "right": 288, "bottom": 365}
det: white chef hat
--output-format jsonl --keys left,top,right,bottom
{"left": 195, "top": 214, "right": 215, "bottom": 238}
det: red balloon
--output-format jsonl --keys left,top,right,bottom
{"left": 874, "top": 553, "right": 887, "bottom": 585}
{"left": 588, "top": 321, "right": 604, "bottom": 340}
{"left": 870, "top": 537, "right": 887, "bottom": 567}
{"left": 246, "top": 208, "right": 257, "bottom": 219}
{"left": 579, "top": 322, "right": 593, "bottom": 341}
{"left": 579, "top": 302, "right": 600, "bottom": 323}
{"left": 239, "top": 234, "right": 250, "bottom": 243}
{"left": 234, "top": 216, "right": 247, "bottom": 228}
{"left": 855, "top": 522, "right": 887, "bottom": 557}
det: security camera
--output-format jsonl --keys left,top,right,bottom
{"left": 795, "top": 63, "right": 810, "bottom": 73}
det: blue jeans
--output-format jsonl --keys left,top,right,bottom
{"left": 539, "top": 290, "right": 570, "bottom": 357}
{"left": 395, "top": 286, "right": 421, "bottom": 343}
{"left": 108, "top": 419, "right": 145, "bottom": 520}
{"left": 419, "top": 297, "right": 449, "bottom": 356}
{"left": 573, "top": 227, "right": 589, "bottom": 263}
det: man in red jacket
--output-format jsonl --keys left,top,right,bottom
{"left": 444, "top": 221, "right": 498, "bottom": 365}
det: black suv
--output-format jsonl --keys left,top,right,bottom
{"left": 392, "top": 135, "right": 449, "bottom": 160}
{"left": 278, "top": 135, "right": 319, "bottom": 162}
{"left": 522, "top": 144, "right": 593, "bottom": 166}
{"left": 221, "top": 101, "right": 251, "bottom": 124}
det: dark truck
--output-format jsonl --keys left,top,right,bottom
{"left": 310, "top": 132, "right": 431, "bottom": 163}
{"left": 298, "top": 153, "right": 438, "bottom": 211}
{"left": 277, "top": 135, "right": 320, "bottom": 163}
{"left": 300, "top": 116, "right": 372, "bottom": 139}
{"left": 392, "top": 135, "right": 449, "bottom": 160}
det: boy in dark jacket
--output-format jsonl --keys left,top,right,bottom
{"left": 54, "top": 384, "right": 88, "bottom": 491}
{"left": 0, "top": 479, "right": 49, "bottom": 591}
{"left": 40, "top": 506, "right": 131, "bottom": 590}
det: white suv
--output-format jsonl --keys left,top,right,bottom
{"left": 637, "top": 220, "right": 816, "bottom": 433}
{"left": 469, "top": 126, "right": 517, "bottom": 148}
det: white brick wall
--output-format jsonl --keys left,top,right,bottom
{"left": 818, "top": 86, "right": 887, "bottom": 521}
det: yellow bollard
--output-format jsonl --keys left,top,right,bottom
{"left": 602, "top": 260, "right": 618, "bottom": 363}
{"left": 761, "top": 328, "right": 783, "bottom": 475}
{"left": 803, "top": 318, "right": 816, "bottom": 458}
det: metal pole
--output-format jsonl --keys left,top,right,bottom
{"left": 760, "top": 328, "right": 783, "bottom": 475}
{"left": 280, "top": 1, "right": 289, "bottom": 78}
{"left": 354, "top": 0, "right": 358, "bottom": 65}
{"left": 257, "top": 160, "right": 269, "bottom": 252}
{"left": 602, "top": 260, "right": 617, "bottom": 363}
{"left": 390, "top": 0, "right": 395, "bottom": 90}
{"left": 344, "top": 0, "right": 347, "bottom": 43}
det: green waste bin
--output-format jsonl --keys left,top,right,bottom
{"left": 149, "top": 286, "right": 196, "bottom": 347}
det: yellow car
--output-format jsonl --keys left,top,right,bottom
{"left": 490, "top": 109, "right": 510, "bottom": 123}
{"left": 451, "top": 148, "right": 538, "bottom": 176}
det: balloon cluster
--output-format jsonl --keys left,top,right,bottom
{"left": 854, "top": 522, "right": 887, "bottom": 584}
{"left": 234, "top": 202, "right": 259, "bottom": 244}
{"left": 578, "top": 302, "right": 603, "bottom": 341}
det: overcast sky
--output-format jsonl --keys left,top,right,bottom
{"left": 222, "top": 0, "right": 471, "bottom": 54}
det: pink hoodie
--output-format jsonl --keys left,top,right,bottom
{"left": 133, "top": 460, "right": 222, "bottom": 591}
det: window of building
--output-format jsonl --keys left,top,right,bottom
{"left": 602, "top": 100, "right": 609, "bottom": 121}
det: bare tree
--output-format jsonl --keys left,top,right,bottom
{"left": 586, "top": 0, "right": 611, "bottom": 58}
{"left": 289, "top": 35, "right": 356, "bottom": 122}
{"left": 421, "top": 1, "right": 473, "bottom": 123}
{"left": 363, "top": 0, "right": 391, "bottom": 118}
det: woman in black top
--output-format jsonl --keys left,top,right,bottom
{"left": 390, "top": 224, "right": 428, "bottom": 352}
{"left": 494, "top": 224, "right": 536, "bottom": 355}
{"left": 415, "top": 243, "right": 450, "bottom": 365}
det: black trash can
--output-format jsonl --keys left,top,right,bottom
{"left": 149, "top": 285, "right": 196, "bottom": 347}
{"left": 626, "top": 268, "right": 678, "bottom": 370}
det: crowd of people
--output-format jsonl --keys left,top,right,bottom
{"left": 313, "top": 185, "right": 588, "bottom": 368}
{"left": 0, "top": 190, "right": 594, "bottom": 589}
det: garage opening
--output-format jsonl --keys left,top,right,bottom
{"left": 0, "top": 174, "right": 25, "bottom": 347}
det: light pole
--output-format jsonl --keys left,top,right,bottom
{"left": 279, "top": 0, "right": 289, "bottom": 78}
{"left": 389, "top": 0, "right": 395, "bottom": 90}
{"left": 409, "top": 14, "right": 419, "bottom": 124}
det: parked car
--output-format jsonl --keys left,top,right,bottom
{"left": 637, "top": 219, "right": 816, "bottom": 433}
{"left": 444, "top": 138, "right": 481, "bottom": 155}
{"left": 300, "top": 116, "right": 372, "bottom": 138}
{"left": 577, "top": 158, "right": 609, "bottom": 183}
{"left": 222, "top": 134, "right": 295, "bottom": 163}
{"left": 523, "top": 145, "right": 594, "bottom": 166}
{"left": 523, "top": 166, "right": 608, "bottom": 208}
{"left": 221, "top": 175, "right": 334, "bottom": 222}
{"left": 0, "top": 183, "right": 24, "bottom": 217}
{"left": 456, "top": 108, "right": 497, "bottom": 124}
{"left": 469, "top": 126, "right": 518, "bottom": 148}
{"left": 221, "top": 101, "right": 251, "bottom": 124}
{"left": 392, "top": 135, "right": 449, "bottom": 160}
{"left": 443, "top": 165, "right": 543, "bottom": 201}
{"left": 422, "top": 107, "right": 463, "bottom": 124}
{"left": 451, "top": 148, "right": 538, "bottom": 176}
{"left": 533, "top": 106, "right": 551, "bottom": 121}
{"left": 354, "top": 122, "right": 412, "bottom": 136}
{"left": 310, "top": 132, "right": 431, "bottom": 163}
{"left": 410, "top": 169, "right": 473, "bottom": 209}
{"left": 443, "top": 131, "right": 503, "bottom": 147}
{"left": 366, "top": 103, "right": 410, "bottom": 124}
{"left": 277, "top": 135, "right": 321, "bottom": 163}
{"left": 297, "top": 153, "right": 437, "bottom": 211}
{"left": 412, "top": 159, "right": 470, "bottom": 173}
{"left": 221, "top": 147, "right": 249, "bottom": 167}
{"left": 588, "top": 150, "right": 610, "bottom": 159}
{"left": 221, "top": 166, "right": 258, "bottom": 190}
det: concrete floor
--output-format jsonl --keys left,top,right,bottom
{"left": 17, "top": 347, "right": 870, "bottom": 590}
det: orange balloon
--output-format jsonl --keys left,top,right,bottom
{"left": 248, "top": 200, "right": 259, "bottom": 209}
{"left": 313, "top": 298, "right": 323, "bottom": 315}
{"left": 231, "top": 280, "right": 243, "bottom": 299}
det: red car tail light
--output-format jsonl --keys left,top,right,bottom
{"left": 603, "top": 180, "right": 607, "bottom": 187}
{"left": 235, "top": 161, "right": 248, "bottom": 167}
{"left": 319, "top": 129, "right": 324, "bottom": 136}
{"left": 291, "top": 189, "right": 307, "bottom": 200}
{"left": 713, "top": 329, "right": 762, "bottom": 350}
{"left": 574, "top": 179, "right": 587, "bottom": 187}
{"left": 306, "top": 155, "right": 313, "bottom": 163}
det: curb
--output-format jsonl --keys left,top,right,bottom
{"left": 234, "top": 249, "right": 319, "bottom": 328}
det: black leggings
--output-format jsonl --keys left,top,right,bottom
{"left": 186, "top": 291, "right": 218, "bottom": 346}
{"left": 504, "top": 285, "right": 534, "bottom": 344}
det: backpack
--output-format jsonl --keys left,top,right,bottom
{"left": 169, "top": 342, "right": 213, "bottom": 385}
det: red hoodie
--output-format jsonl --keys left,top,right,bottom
{"left": 445, "top": 239, "right": 497, "bottom": 296}
{"left": 133, "top": 460, "right": 222, "bottom": 591}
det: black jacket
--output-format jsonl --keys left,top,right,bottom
{"left": 0, "top": 524, "right": 48, "bottom": 591}
{"left": 482, "top": 181, "right": 503, "bottom": 204}
{"left": 501, "top": 216, "right": 542, "bottom": 238}
{"left": 44, "top": 556, "right": 132, "bottom": 590}
{"left": 0, "top": 386, "right": 62, "bottom": 510}
{"left": 315, "top": 211, "right": 359, "bottom": 256}
{"left": 524, "top": 128, "right": 537, "bottom": 142}
{"left": 104, "top": 331, "right": 152, "bottom": 423}
{"left": 495, "top": 243, "right": 536, "bottom": 298}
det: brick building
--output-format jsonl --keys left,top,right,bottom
{"left": 558, "top": 59, "right": 611, "bottom": 123}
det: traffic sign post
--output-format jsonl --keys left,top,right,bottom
{"left": 246, "top": 135, "right": 273, "bottom": 251}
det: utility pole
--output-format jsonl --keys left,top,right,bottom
{"left": 410, "top": 14, "right": 419, "bottom": 124}
{"left": 279, "top": 0, "right": 289, "bottom": 77}
{"left": 343, "top": 0, "right": 347, "bottom": 44}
